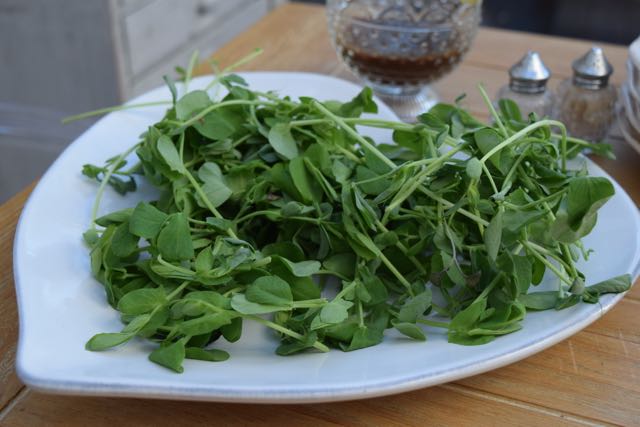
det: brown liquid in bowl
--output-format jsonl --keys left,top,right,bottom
{"left": 335, "top": 18, "right": 466, "bottom": 87}
{"left": 337, "top": 45, "right": 462, "bottom": 86}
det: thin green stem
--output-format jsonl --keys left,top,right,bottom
{"left": 478, "top": 84, "right": 508, "bottom": 138}
{"left": 522, "top": 240, "right": 573, "bottom": 286}
{"left": 477, "top": 272, "right": 503, "bottom": 301}
{"left": 480, "top": 120, "right": 566, "bottom": 168}
{"left": 204, "top": 48, "right": 264, "bottom": 91}
{"left": 525, "top": 241, "right": 573, "bottom": 273}
{"left": 504, "top": 189, "right": 567, "bottom": 210}
{"left": 316, "top": 269, "right": 350, "bottom": 281}
{"left": 248, "top": 315, "right": 330, "bottom": 352}
{"left": 62, "top": 101, "right": 171, "bottom": 124}
{"left": 183, "top": 169, "right": 237, "bottom": 239}
{"left": 418, "top": 187, "right": 490, "bottom": 227}
{"left": 313, "top": 100, "right": 396, "bottom": 169}
{"left": 157, "top": 256, "right": 196, "bottom": 277}
{"left": 90, "top": 143, "right": 141, "bottom": 228}
{"left": 178, "top": 100, "right": 274, "bottom": 130}
{"left": 183, "top": 50, "right": 200, "bottom": 93}
{"left": 291, "top": 299, "right": 328, "bottom": 309}
{"left": 500, "top": 146, "right": 530, "bottom": 194}
{"left": 378, "top": 251, "right": 415, "bottom": 296}
{"left": 383, "top": 143, "right": 468, "bottom": 218}
{"left": 374, "top": 218, "right": 427, "bottom": 275}
{"left": 481, "top": 163, "right": 499, "bottom": 195}
{"left": 167, "top": 280, "right": 192, "bottom": 300}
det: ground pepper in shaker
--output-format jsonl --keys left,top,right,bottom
{"left": 554, "top": 47, "right": 616, "bottom": 142}
{"left": 496, "top": 51, "right": 554, "bottom": 118}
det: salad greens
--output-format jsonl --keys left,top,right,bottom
{"left": 78, "top": 54, "right": 631, "bottom": 373}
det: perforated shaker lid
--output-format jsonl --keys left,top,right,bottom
{"left": 509, "top": 51, "right": 551, "bottom": 94}
{"left": 572, "top": 47, "right": 613, "bottom": 89}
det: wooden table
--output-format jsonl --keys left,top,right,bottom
{"left": 1, "top": 3, "right": 639, "bottom": 426}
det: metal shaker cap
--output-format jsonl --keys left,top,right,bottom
{"left": 572, "top": 47, "right": 613, "bottom": 89}
{"left": 509, "top": 51, "right": 551, "bottom": 94}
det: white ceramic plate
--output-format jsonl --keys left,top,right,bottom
{"left": 14, "top": 72, "right": 640, "bottom": 403}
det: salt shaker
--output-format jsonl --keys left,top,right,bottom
{"left": 554, "top": 47, "right": 616, "bottom": 141}
{"left": 496, "top": 51, "right": 554, "bottom": 118}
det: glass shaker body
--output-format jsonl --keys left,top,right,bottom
{"left": 554, "top": 79, "right": 617, "bottom": 141}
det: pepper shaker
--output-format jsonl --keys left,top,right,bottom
{"left": 496, "top": 51, "right": 554, "bottom": 118}
{"left": 554, "top": 47, "right": 616, "bottom": 141}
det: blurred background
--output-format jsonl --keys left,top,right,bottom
{"left": 1, "top": 0, "right": 638, "bottom": 203}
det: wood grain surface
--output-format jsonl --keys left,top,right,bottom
{"left": 1, "top": 3, "right": 639, "bottom": 426}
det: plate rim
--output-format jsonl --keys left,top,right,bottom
{"left": 13, "top": 71, "right": 640, "bottom": 403}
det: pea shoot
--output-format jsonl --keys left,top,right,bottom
{"left": 78, "top": 54, "right": 630, "bottom": 372}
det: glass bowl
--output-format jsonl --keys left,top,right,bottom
{"left": 327, "top": 0, "right": 482, "bottom": 122}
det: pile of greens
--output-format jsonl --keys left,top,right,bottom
{"left": 80, "top": 62, "right": 631, "bottom": 373}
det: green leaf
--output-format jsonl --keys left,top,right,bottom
{"left": 199, "top": 173, "right": 232, "bottom": 208}
{"left": 85, "top": 332, "right": 134, "bottom": 351}
{"left": 117, "top": 288, "right": 166, "bottom": 315}
{"left": 157, "top": 135, "right": 185, "bottom": 173}
{"left": 230, "top": 294, "right": 288, "bottom": 314}
{"left": 157, "top": 213, "right": 194, "bottom": 261}
{"left": 498, "top": 98, "right": 523, "bottom": 122}
{"left": 194, "top": 247, "right": 214, "bottom": 273}
{"left": 566, "top": 177, "right": 615, "bottom": 225}
{"left": 323, "top": 253, "right": 356, "bottom": 278}
{"left": 398, "top": 290, "right": 432, "bottom": 323}
{"left": 338, "top": 87, "right": 378, "bottom": 117}
{"left": 551, "top": 177, "right": 615, "bottom": 243}
{"left": 245, "top": 275, "right": 293, "bottom": 306}
{"left": 484, "top": 209, "right": 503, "bottom": 261}
{"left": 184, "top": 291, "right": 230, "bottom": 309}
{"left": 138, "top": 306, "right": 170, "bottom": 337}
{"left": 304, "top": 143, "right": 331, "bottom": 173}
{"left": 342, "top": 326, "right": 384, "bottom": 351}
{"left": 276, "top": 332, "right": 319, "bottom": 356}
{"left": 194, "top": 109, "right": 241, "bottom": 140}
{"left": 95, "top": 208, "right": 134, "bottom": 227}
{"left": 176, "top": 90, "right": 210, "bottom": 120}
{"left": 163, "top": 75, "right": 178, "bottom": 104}
{"left": 362, "top": 144, "right": 392, "bottom": 174}
{"left": 198, "top": 162, "right": 222, "bottom": 180}
{"left": 331, "top": 160, "right": 352, "bottom": 183}
{"left": 319, "top": 298, "right": 353, "bottom": 324}
{"left": 129, "top": 202, "right": 168, "bottom": 239}
{"left": 261, "top": 242, "right": 305, "bottom": 262}
{"left": 583, "top": 274, "right": 631, "bottom": 301}
{"left": 205, "top": 217, "right": 235, "bottom": 233}
{"left": 289, "top": 157, "right": 320, "bottom": 203}
{"left": 149, "top": 340, "right": 186, "bottom": 373}
{"left": 448, "top": 333, "right": 495, "bottom": 346}
{"left": 185, "top": 347, "right": 230, "bottom": 362}
{"left": 83, "top": 229, "right": 100, "bottom": 246}
{"left": 466, "top": 157, "right": 482, "bottom": 179}
{"left": 498, "top": 253, "right": 532, "bottom": 296}
{"left": 519, "top": 291, "right": 559, "bottom": 310}
{"left": 360, "top": 274, "right": 389, "bottom": 306}
{"left": 110, "top": 222, "right": 139, "bottom": 257}
{"left": 268, "top": 123, "right": 299, "bottom": 160}
{"left": 449, "top": 298, "right": 486, "bottom": 331}
{"left": 555, "top": 295, "right": 581, "bottom": 310}
{"left": 221, "top": 317, "right": 243, "bottom": 342}
{"left": 474, "top": 128, "right": 502, "bottom": 169}
{"left": 392, "top": 321, "right": 427, "bottom": 341}
{"left": 177, "top": 312, "right": 232, "bottom": 336}
{"left": 355, "top": 166, "right": 388, "bottom": 196}
{"left": 277, "top": 258, "right": 321, "bottom": 277}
